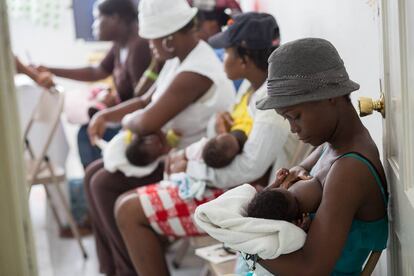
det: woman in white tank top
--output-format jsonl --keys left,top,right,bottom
{"left": 82, "top": 0, "right": 235, "bottom": 275}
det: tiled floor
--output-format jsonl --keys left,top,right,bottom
{"left": 29, "top": 120, "right": 206, "bottom": 276}
{"left": 29, "top": 186, "right": 206, "bottom": 276}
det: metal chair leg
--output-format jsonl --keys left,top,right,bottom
{"left": 52, "top": 181, "right": 88, "bottom": 259}
{"left": 44, "top": 161, "right": 88, "bottom": 259}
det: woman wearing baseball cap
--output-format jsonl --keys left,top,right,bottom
{"left": 84, "top": 0, "right": 235, "bottom": 274}
{"left": 256, "top": 38, "right": 388, "bottom": 275}
{"left": 114, "top": 12, "right": 294, "bottom": 276}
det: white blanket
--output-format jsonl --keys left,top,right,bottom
{"left": 102, "top": 131, "right": 160, "bottom": 177}
{"left": 194, "top": 184, "right": 306, "bottom": 259}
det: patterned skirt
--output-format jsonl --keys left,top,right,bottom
{"left": 137, "top": 183, "right": 223, "bottom": 237}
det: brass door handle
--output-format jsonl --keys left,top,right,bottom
{"left": 358, "top": 93, "right": 385, "bottom": 118}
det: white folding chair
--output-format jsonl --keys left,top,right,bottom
{"left": 24, "top": 86, "right": 88, "bottom": 259}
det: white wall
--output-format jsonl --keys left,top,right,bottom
{"left": 243, "top": 0, "right": 384, "bottom": 155}
{"left": 9, "top": 0, "right": 110, "bottom": 91}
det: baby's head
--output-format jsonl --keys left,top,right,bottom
{"left": 246, "top": 188, "right": 300, "bottom": 221}
{"left": 125, "top": 133, "right": 166, "bottom": 166}
{"left": 202, "top": 131, "right": 246, "bottom": 168}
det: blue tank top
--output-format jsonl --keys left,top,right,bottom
{"left": 311, "top": 151, "right": 388, "bottom": 275}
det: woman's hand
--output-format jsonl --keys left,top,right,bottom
{"left": 170, "top": 160, "right": 188, "bottom": 174}
{"left": 35, "top": 71, "right": 54, "bottom": 89}
{"left": 88, "top": 112, "right": 107, "bottom": 145}
{"left": 285, "top": 166, "right": 311, "bottom": 186}
{"left": 164, "top": 150, "right": 187, "bottom": 175}
{"left": 35, "top": 65, "right": 50, "bottom": 73}
{"left": 215, "top": 112, "right": 233, "bottom": 134}
{"left": 266, "top": 166, "right": 311, "bottom": 190}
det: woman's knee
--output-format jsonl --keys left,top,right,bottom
{"left": 84, "top": 159, "right": 104, "bottom": 198}
{"left": 89, "top": 168, "right": 118, "bottom": 196}
{"left": 115, "top": 192, "right": 148, "bottom": 231}
{"left": 85, "top": 159, "right": 104, "bottom": 182}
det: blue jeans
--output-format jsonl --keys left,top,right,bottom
{"left": 77, "top": 124, "right": 120, "bottom": 168}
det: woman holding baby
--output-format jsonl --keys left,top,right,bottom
{"left": 83, "top": 0, "right": 237, "bottom": 274}
{"left": 112, "top": 11, "right": 296, "bottom": 276}
{"left": 250, "top": 38, "right": 388, "bottom": 275}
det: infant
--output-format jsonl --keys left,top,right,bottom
{"left": 247, "top": 168, "right": 322, "bottom": 226}
{"left": 103, "top": 130, "right": 172, "bottom": 178}
{"left": 202, "top": 130, "right": 247, "bottom": 168}
{"left": 125, "top": 130, "right": 171, "bottom": 167}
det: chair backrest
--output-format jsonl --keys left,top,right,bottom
{"left": 361, "top": 250, "right": 382, "bottom": 276}
{"left": 24, "top": 86, "right": 64, "bottom": 184}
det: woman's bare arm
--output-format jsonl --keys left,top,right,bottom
{"left": 39, "top": 65, "right": 110, "bottom": 82}
{"left": 100, "top": 85, "right": 155, "bottom": 123}
{"left": 125, "top": 71, "right": 212, "bottom": 136}
{"left": 87, "top": 85, "right": 156, "bottom": 142}
{"left": 260, "top": 158, "right": 368, "bottom": 275}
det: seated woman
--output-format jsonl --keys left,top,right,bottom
{"left": 83, "top": 0, "right": 236, "bottom": 274}
{"left": 253, "top": 38, "right": 388, "bottom": 275}
{"left": 193, "top": 0, "right": 243, "bottom": 91}
{"left": 38, "top": 0, "right": 152, "bottom": 168}
{"left": 113, "top": 12, "right": 292, "bottom": 276}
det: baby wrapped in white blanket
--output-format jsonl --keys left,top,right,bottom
{"left": 102, "top": 131, "right": 165, "bottom": 177}
{"left": 194, "top": 184, "right": 306, "bottom": 260}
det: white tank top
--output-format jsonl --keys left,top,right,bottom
{"left": 152, "top": 40, "right": 236, "bottom": 148}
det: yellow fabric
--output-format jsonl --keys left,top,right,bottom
{"left": 124, "top": 130, "right": 134, "bottom": 145}
{"left": 230, "top": 89, "right": 254, "bottom": 135}
{"left": 166, "top": 129, "right": 181, "bottom": 148}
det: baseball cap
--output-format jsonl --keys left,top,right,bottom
{"left": 208, "top": 12, "right": 280, "bottom": 49}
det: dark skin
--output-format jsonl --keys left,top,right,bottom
{"left": 114, "top": 45, "right": 270, "bottom": 276}
{"left": 268, "top": 168, "right": 322, "bottom": 217}
{"left": 87, "top": 28, "right": 213, "bottom": 144}
{"left": 165, "top": 47, "right": 267, "bottom": 173}
{"left": 215, "top": 47, "right": 266, "bottom": 134}
{"left": 259, "top": 97, "right": 387, "bottom": 275}
{"left": 37, "top": 11, "right": 138, "bottom": 81}
{"left": 15, "top": 56, "right": 54, "bottom": 88}
{"left": 196, "top": 19, "right": 221, "bottom": 41}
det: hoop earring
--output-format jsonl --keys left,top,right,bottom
{"left": 162, "top": 36, "right": 175, "bottom": 53}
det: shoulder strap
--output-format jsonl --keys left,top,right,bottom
{"left": 337, "top": 152, "right": 388, "bottom": 205}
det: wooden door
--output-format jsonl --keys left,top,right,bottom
{"left": 380, "top": 0, "right": 414, "bottom": 274}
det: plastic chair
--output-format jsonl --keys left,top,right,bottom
{"left": 24, "top": 86, "right": 88, "bottom": 259}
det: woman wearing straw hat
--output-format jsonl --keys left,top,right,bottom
{"left": 254, "top": 38, "right": 388, "bottom": 275}
{"left": 83, "top": 0, "right": 235, "bottom": 274}
{"left": 114, "top": 12, "right": 293, "bottom": 276}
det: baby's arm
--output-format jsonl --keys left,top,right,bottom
{"left": 265, "top": 168, "right": 290, "bottom": 190}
